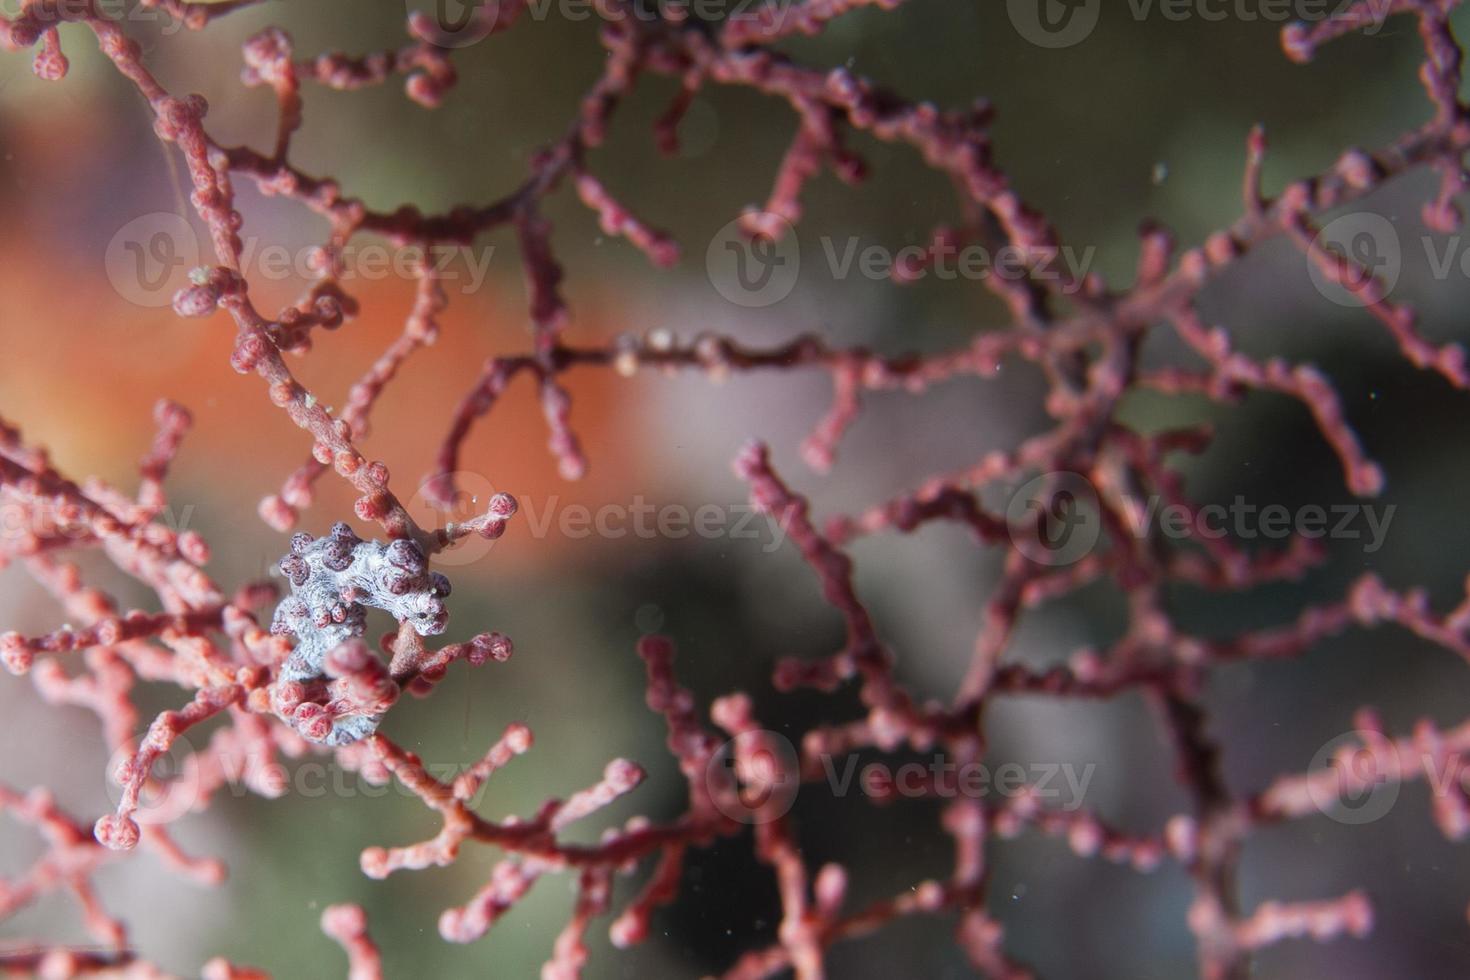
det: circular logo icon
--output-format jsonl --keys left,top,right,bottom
{"left": 1006, "top": 0, "right": 1100, "bottom": 49}
{"left": 634, "top": 603, "right": 665, "bottom": 634}
{"left": 706, "top": 213, "right": 800, "bottom": 308}
{"left": 1005, "top": 471, "right": 1101, "bottom": 566}
{"left": 1306, "top": 731, "right": 1400, "bottom": 825}
{"left": 406, "top": 0, "right": 497, "bottom": 48}
{"left": 705, "top": 729, "right": 800, "bottom": 825}
{"left": 105, "top": 212, "right": 200, "bottom": 309}
{"left": 1308, "top": 212, "right": 1401, "bottom": 307}
{"left": 103, "top": 734, "right": 202, "bottom": 827}
{"left": 407, "top": 470, "right": 501, "bottom": 567}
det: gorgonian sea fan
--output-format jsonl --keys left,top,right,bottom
{"left": 0, "top": 0, "right": 1468, "bottom": 978}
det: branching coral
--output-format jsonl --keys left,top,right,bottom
{"left": 0, "top": 0, "right": 1468, "bottom": 977}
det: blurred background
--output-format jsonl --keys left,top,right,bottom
{"left": 2, "top": 1, "right": 1470, "bottom": 976}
